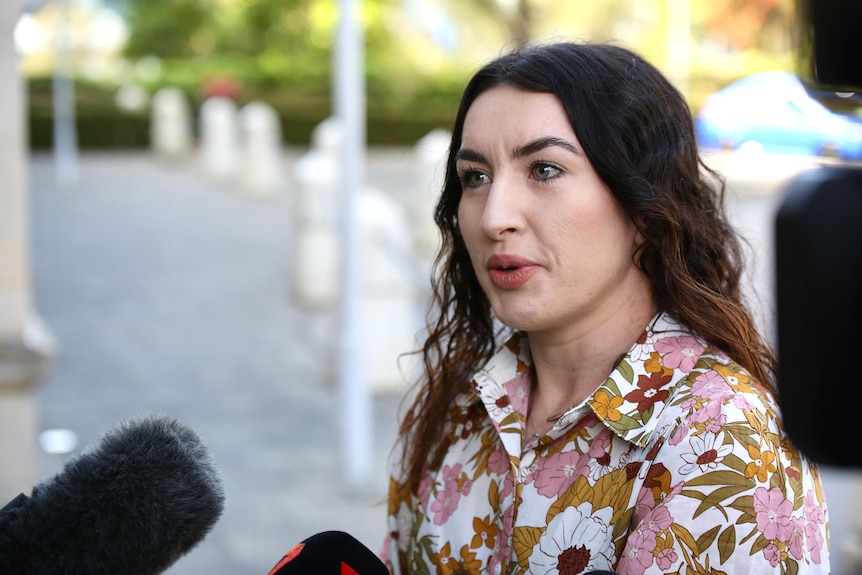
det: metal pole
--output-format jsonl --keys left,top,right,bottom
{"left": 335, "top": 0, "right": 372, "bottom": 485}
{"left": 53, "top": 0, "right": 78, "bottom": 188}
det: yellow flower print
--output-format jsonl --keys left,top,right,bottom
{"left": 471, "top": 516, "right": 499, "bottom": 550}
{"left": 744, "top": 444, "right": 777, "bottom": 483}
{"left": 431, "top": 542, "right": 455, "bottom": 575}
{"left": 645, "top": 351, "right": 672, "bottom": 376}
{"left": 458, "top": 545, "right": 483, "bottom": 574}
{"left": 713, "top": 363, "right": 751, "bottom": 391}
{"left": 592, "top": 389, "right": 624, "bottom": 422}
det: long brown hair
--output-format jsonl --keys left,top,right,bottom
{"left": 397, "top": 41, "right": 777, "bottom": 495}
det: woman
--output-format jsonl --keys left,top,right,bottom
{"left": 383, "top": 42, "right": 830, "bottom": 574}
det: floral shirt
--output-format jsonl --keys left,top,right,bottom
{"left": 384, "top": 313, "right": 830, "bottom": 575}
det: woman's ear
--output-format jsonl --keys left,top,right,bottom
{"left": 630, "top": 216, "right": 648, "bottom": 267}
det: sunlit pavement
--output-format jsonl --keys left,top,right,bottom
{"left": 27, "top": 147, "right": 860, "bottom": 574}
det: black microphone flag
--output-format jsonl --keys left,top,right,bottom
{"left": 268, "top": 531, "right": 389, "bottom": 575}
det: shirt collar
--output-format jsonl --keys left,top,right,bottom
{"left": 468, "top": 312, "right": 702, "bottom": 449}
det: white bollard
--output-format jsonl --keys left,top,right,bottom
{"left": 291, "top": 117, "right": 341, "bottom": 308}
{"left": 292, "top": 118, "right": 420, "bottom": 390}
{"left": 358, "top": 187, "right": 421, "bottom": 392}
{"left": 239, "top": 101, "right": 283, "bottom": 198}
{"left": 199, "top": 96, "right": 239, "bottom": 183}
{"left": 150, "top": 87, "right": 192, "bottom": 161}
{"left": 311, "top": 115, "right": 341, "bottom": 156}
{"left": 411, "top": 129, "right": 451, "bottom": 266}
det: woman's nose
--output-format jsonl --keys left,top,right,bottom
{"left": 479, "top": 177, "right": 524, "bottom": 238}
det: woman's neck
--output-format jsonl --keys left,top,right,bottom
{"left": 525, "top": 302, "right": 657, "bottom": 438}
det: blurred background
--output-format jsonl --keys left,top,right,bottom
{"left": 14, "top": 0, "right": 804, "bottom": 149}
{"left": 3, "top": 0, "right": 862, "bottom": 574}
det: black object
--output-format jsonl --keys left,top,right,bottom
{"left": 776, "top": 166, "right": 862, "bottom": 468}
{"left": 795, "top": 0, "right": 862, "bottom": 91}
{"left": 774, "top": 0, "right": 862, "bottom": 468}
{"left": 267, "top": 531, "right": 389, "bottom": 575}
{"left": 0, "top": 414, "right": 226, "bottom": 574}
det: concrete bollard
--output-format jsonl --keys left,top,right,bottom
{"left": 291, "top": 117, "right": 420, "bottom": 391}
{"left": 199, "top": 96, "right": 239, "bottom": 184}
{"left": 291, "top": 118, "right": 341, "bottom": 308}
{"left": 411, "top": 129, "right": 451, "bottom": 267}
{"left": 239, "top": 101, "right": 283, "bottom": 198}
{"left": 150, "top": 87, "right": 192, "bottom": 161}
{"left": 358, "top": 187, "right": 422, "bottom": 392}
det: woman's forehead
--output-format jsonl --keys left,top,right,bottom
{"left": 460, "top": 86, "right": 579, "bottom": 154}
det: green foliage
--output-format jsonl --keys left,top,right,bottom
{"left": 119, "top": 0, "right": 216, "bottom": 59}
{"left": 28, "top": 0, "right": 797, "bottom": 149}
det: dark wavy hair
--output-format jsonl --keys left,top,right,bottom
{"left": 396, "top": 41, "right": 777, "bottom": 494}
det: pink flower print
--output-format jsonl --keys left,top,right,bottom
{"left": 430, "top": 464, "right": 472, "bottom": 525}
{"left": 753, "top": 486, "right": 793, "bottom": 542}
{"left": 430, "top": 482, "right": 460, "bottom": 525}
{"left": 691, "top": 370, "right": 731, "bottom": 400}
{"left": 588, "top": 430, "right": 623, "bottom": 481}
{"left": 487, "top": 554, "right": 503, "bottom": 575}
{"left": 654, "top": 336, "right": 705, "bottom": 373}
{"left": 505, "top": 372, "right": 531, "bottom": 415}
{"left": 443, "top": 463, "right": 473, "bottom": 496}
{"left": 705, "top": 413, "right": 727, "bottom": 434}
{"left": 679, "top": 432, "right": 733, "bottom": 474}
{"left": 668, "top": 422, "right": 690, "bottom": 446}
{"left": 418, "top": 474, "right": 434, "bottom": 512}
{"left": 618, "top": 528, "right": 657, "bottom": 575}
{"left": 642, "top": 505, "right": 673, "bottom": 533}
{"left": 633, "top": 486, "right": 655, "bottom": 522}
{"left": 665, "top": 481, "right": 684, "bottom": 502}
{"left": 533, "top": 449, "right": 590, "bottom": 497}
{"left": 688, "top": 399, "right": 721, "bottom": 425}
{"left": 588, "top": 428, "right": 612, "bottom": 457}
{"left": 788, "top": 516, "right": 806, "bottom": 560}
{"left": 655, "top": 547, "right": 678, "bottom": 570}
{"left": 806, "top": 518, "right": 825, "bottom": 564}
{"left": 730, "top": 391, "right": 754, "bottom": 411}
{"left": 490, "top": 507, "right": 514, "bottom": 573}
{"left": 488, "top": 447, "right": 511, "bottom": 475}
{"left": 764, "top": 542, "right": 782, "bottom": 567}
{"left": 804, "top": 490, "right": 826, "bottom": 525}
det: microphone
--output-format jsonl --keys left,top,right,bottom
{"left": 0, "top": 414, "right": 226, "bottom": 575}
{"left": 267, "top": 531, "right": 388, "bottom": 575}
{"left": 265, "top": 531, "right": 620, "bottom": 575}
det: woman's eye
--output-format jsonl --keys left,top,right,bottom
{"left": 459, "top": 170, "right": 489, "bottom": 189}
{"left": 531, "top": 163, "right": 561, "bottom": 181}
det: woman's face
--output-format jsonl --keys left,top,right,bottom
{"left": 456, "top": 84, "right": 651, "bottom": 341}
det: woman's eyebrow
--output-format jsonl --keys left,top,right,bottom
{"left": 455, "top": 137, "right": 579, "bottom": 164}
{"left": 454, "top": 148, "right": 488, "bottom": 164}
{"left": 513, "top": 136, "right": 579, "bottom": 158}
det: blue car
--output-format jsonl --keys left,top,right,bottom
{"left": 695, "top": 71, "right": 862, "bottom": 160}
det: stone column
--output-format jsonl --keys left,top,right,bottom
{"left": 150, "top": 86, "right": 193, "bottom": 161}
{"left": 199, "top": 96, "right": 239, "bottom": 184}
{"left": 0, "top": 3, "right": 55, "bottom": 501}
{"left": 239, "top": 100, "right": 283, "bottom": 198}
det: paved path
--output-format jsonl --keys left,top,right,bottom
{"left": 29, "top": 148, "right": 417, "bottom": 574}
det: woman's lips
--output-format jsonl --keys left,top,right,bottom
{"left": 486, "top": 255, "right": 538, "bottom": 290}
